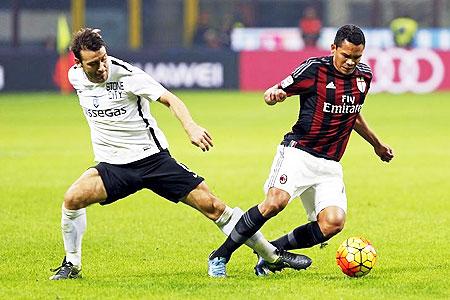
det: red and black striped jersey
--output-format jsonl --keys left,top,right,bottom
{"left": 278, "top": 55, "right": 372, "bottom": 161}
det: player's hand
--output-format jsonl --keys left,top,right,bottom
{"left": 374, "top": 143, "right": 394, "bottom": 162}
{"left": 186, "top": 124, "right": 213, "bottom": 152}
{"left": 264, "top": 87, "right": 287, "bottom": 105}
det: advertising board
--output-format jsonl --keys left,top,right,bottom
{"left": 239, "top": 48, "right": 450, "bottom": 93}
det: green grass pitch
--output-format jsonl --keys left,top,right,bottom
{"left": 0, "top": 91, "right": 449, "bottom": 299}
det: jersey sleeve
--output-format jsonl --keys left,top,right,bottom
{"left": 278, "top": 58, "right": 318, "bottom": 96}
{"left": 67, "top": 65, "right": 83, "bottom": 91}
{"left": 126, "top": 67, "right": 167, "bottom": 102}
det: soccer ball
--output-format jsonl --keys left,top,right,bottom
{"left": 336, "top": 237, "right": 377, "bottom": 277}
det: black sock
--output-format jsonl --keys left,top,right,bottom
{"left": 211, "top": 205, "right": 268, "bottom": 261}
{"left": 271, "top": 221, "right": 328, "bottom": 250}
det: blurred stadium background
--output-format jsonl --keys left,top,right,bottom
{"left": 1, "top": 0, "right": 450, "bottom": 93}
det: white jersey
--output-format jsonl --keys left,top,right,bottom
{"left": 68, "top": 56, "right": 169, "bottom": 164}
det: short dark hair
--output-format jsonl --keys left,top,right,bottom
{"left": 334, "top": 24, "right": 365, "bottom": 47}
{"left": 70, "top": 28, "right": 106, "bottom": 61}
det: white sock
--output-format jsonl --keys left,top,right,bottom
{"left": 61, "top": 204, "right": 86, "bottom": 267}
{"left": 215, "top": 206, "right": 279, "bottom": 263}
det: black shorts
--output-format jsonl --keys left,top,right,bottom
{"left": 94, "top": 149, "right": 204, "bottom": 205}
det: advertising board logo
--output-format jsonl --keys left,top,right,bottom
{"left": 143, "top": 62, "right": 224, "bottom": 88}
{"left": 364, "top": 48, "right": 444, "bottom": 94}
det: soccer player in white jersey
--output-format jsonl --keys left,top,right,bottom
{"left": 49, "top": 28, "right": 311, "bottom": 280}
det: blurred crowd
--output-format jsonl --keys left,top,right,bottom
{"left": 192, "top": 5, "right": 324, "bottom": 50}
{"left": 191, "top": 4, "right": 419, "bottom": 50}
{"left": 192, "top": 11, "right": 246, "bottom": 49}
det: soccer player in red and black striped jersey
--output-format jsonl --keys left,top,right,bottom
{"left": 208, "top": 24, "right": 394, "bottom": 277}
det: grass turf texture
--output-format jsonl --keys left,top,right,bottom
{"left": 0, "top": 91, "right": 449, "bottom": 299}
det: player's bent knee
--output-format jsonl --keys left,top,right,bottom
{"left": 63, "top": 168, "right": 107, "bottom": 210}
{"left": 267, "top": 187, "right": 290, "bottom": 200}
{"left": 328, "top": 221, "right": 345, "bottom": 237}
{"left": 63, "top": 189, "right": 85, "bottom": 210}
{"left": 260, "top": 199, "right": 286, "bottom": 218}
{"left": 319, "top": 216, "right": 345, "bottom": 237}
{"left": 260, "top": 188, "right": 289, "bottom": 217}
{"left": 318, "top": 207, "right": 346, "bottom": 237}
{"left": 318, "top": 222, "right": 343, "bottom": 238}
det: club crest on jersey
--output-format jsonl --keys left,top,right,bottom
{"left": 356, "top": 77, "right": 366, "bottom": 93}
{"left": 280, "top": 75, "right": 294, "bottom": 88}
{"left": 279, "top": 174, "right": 288, "bottom": 184}
{"left": 93, "top": 97, "right": 99, "bottom": 108}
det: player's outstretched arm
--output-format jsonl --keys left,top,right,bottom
{"left": 158, "top": 91, "right": 213, "bottom": 151}
{"left": 353, "top": 114, "right": 394, "bottom": 162}
{"left": 264, "top": 84, "right": 287, "bottom": 106}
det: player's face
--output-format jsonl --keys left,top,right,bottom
{"left": 78, "top": 46, "right": 109, "bottom": 83}
{"left": 331, "top": 40, "right": 364, "bottom": 75}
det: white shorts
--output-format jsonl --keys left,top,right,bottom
{"left": 264, "top": 145, "right": 347, "bottom": 221}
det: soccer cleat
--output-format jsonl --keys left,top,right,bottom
{"left": 49, "top": 257, "right": 82, "bottom": 280}
{"left": 254, "top": 255, "right": 271, "bottom": 276}
{"left": 254, "top": 250, "right": 312, "bottom": 276}
{"left": 208, "top": 252, "right": 227, "bottom": 278}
